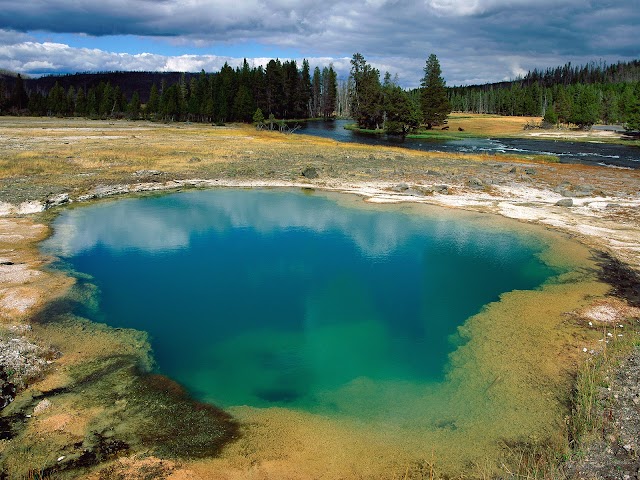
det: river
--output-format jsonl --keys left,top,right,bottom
{"left": 295, "top": 119, "right": 640, "bottom": 169}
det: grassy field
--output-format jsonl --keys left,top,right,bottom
{"left": 415, "top": 113, "right": 542, "bottom": 137}
{"left": 344, "top": 114, "right": 540, "bottom": 139}
{"left": 0, "top": 115, "right": 595, "bottom": 205}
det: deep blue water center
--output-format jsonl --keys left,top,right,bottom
{"left": 44, "top": 189, "right": 555, "bottom": 411}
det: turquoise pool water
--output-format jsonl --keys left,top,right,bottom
{"left": 43, "top": 189, "right": 555, "bottom": 413}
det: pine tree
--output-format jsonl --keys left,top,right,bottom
{"left": 127, "top": 91, "right": 141, "bottom": 119}
{"left": 75, "top": 88, "right": 87, "bottom": 116}
{"left": 569, "top": 85, "right": 600, "bottom": 129}
{"left": 233, "top": 85, "right": 255, "bottom": 122}
{"left": 10, "top": 74, "right": 29, "bottom": 111}
{"left": 253, "top": 107, "right": 265, "bottom": 128}
{"left": 187, "top": 76, "right": 201, "bottom": 121}
{"left": 300, "top": 60, "right": 312, "bottom": 118}
{"left": 66, "top": 86, "right": 76, "bottom": 116}
{"left": 282, "top": 60, "right": 299, "bottom": 118}
{"left": 99, "top": 82, "right": 113, "bottom": 117}
{"left": 420, "top": 54, "right": 450, "bottom": 128}
{"left": 147, "top": 84, "right": 159, "bottom": 117}
{"left": 265, "top": 60, "right": 283, "bottom": 117}
{"left": 27, "top": 91, "right": 47, "bottom": 116}
{"left": 543, "top": 104, "right": 558, "bottom": 125}
{"left": 383, "top": 81, "right": 420, "bottom": 136}
{"left": 601, "top": 89, "right": 620, "bottom": 124}
{"left": 321, "top": 66, "right": 337, "bottom": 119}
{"left": 47, "top": 82, "right": 67, "bottom": 115}
{"left": 0, "top": 79, "right": 6, "bottom": 111}
{"left": 349, "top": 53, "right": 384, "bottom": 130}
{"left": 625, "top": 94, "right": 640, "bottom": 132}
{"left": 86, "top": 87, "right": 98, "bottom": 117}
{"left": 311, "top": 67, "right": 321, "bottom": 118}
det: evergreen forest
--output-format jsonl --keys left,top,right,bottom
{"left": 1, "top": 56, "right": 639, "bottom": 132}
{"left": 449, "top": 60, "right": 640, "bottom": 129}
{"left": 0, "top": 60, "right": 342, "bottom": 125}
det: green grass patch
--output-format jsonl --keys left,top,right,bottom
{"left": 407, "top": 130, "right": 476, "bottom": 141}
{"left": 280, "top": 117, "right": 325, "bottom": 124}
{"left": 343, "top": 123, "right": 385, "bottom": 135}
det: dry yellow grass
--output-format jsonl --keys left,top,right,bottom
{"left": 446, "top": 113, "right": 541, "bottom": 136}
{"left": 0, "top": 116, "right": 554, "bottom": 206}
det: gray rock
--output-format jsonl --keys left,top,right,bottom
{"left": 0, "top": 337, "right": 51, "bottom": 389}
{"left": 391, "top": 182, "right": 409, "bottom": 192}
{"left": 573, "top": 185, "right": 595, "bottom": 197}
{"left": 467, "top": 178, "right": 484, "bottom": 189}
{"left": 555, "top": 182, "right": 573, "bottom": 196}
{"left": 415, "top": 186, "right": 435, "bottom": 196}
{"left": 555, "top": 198, "right": 573, "bottom": 207}
{"left": 80, "top": 184, "right": 130, "bottom": 200}
{"left": 556, "top": 182, "right": 595, "bottom": 198}
{"left": 434, "top": 185, "right": 450, "bottom": 194}
{"left": 45, "top": 193, "right": 70, "bottom": 209}
{"left": 33, "top": 398, "right": 52, "bottom": 416}
{"left": 524, "top": 168, "right": 537, "bottom": 175}
{"left": 133, "top": 169, "right": 162, "bottom": 177}
{"left": 301, "top": 167, "right": 319, "bottom": 179}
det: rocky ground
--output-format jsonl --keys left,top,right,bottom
{"left": 0, "top": 116, "right": 638, "bottom": 478}
{"left": 566, "top": 347, "right": 640, "bottom": 480}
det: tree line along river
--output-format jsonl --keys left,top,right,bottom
{"left": 296, "top": 119, "right": 640, "bottom": 169}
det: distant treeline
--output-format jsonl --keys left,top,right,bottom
{"left": 448, "top": 60, "right": 640, "bottom": 126}
{"left": 1, "top": 57, "right": 640, "bottom": 130}
{"left": 0, "top": 60, "right": 345, "bottom": 123}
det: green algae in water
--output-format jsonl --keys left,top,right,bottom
{"left": 43, "top": 189, "right": 556, "bottom": 415}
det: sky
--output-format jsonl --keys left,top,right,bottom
{"left": 0, "top": 0, "right": 639, "bottom": 87}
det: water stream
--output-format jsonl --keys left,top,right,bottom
{"left": 296, "top": 119, "right": 640, "bottom": 168}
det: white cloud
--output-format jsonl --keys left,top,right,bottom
{"left": 425, "top": 0, "right": 583, "bottom": 17}
{"left": 0, "top": 1, "right": 638, "bottom": 85}
{"left": 0, "top": 28, "right": 32, "bottom": 45}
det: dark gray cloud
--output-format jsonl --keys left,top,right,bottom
{"left": 0, "top": 0, "right": 638, "bottom": 85}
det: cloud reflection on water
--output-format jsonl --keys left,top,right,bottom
{"left": 45, "top": 189, "right": 534, "bottom": 261}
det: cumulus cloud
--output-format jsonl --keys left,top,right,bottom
{"left": 0, "top": 40, "right": 354, "bottom": 80}
{"left": 0, "top": 41, "right": 258, "bottom": 75}
{"left": 0, "top": 0, "right": 638, "bottom": 85}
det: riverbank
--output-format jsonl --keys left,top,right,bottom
{"left": 0, "top": 116, "right": 639, "bottom": 478}
{"left": 345, "top": 113, "right": 640, "bottom": 147}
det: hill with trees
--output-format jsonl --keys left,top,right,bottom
{"left": 0, "top": 60, "right": 342, "bottom": 124}
{"left": 448, "top": 60, "right": 640, "bottom": 129}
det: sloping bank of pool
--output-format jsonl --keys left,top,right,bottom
{"left": 39, "top": 188, "right": 607, "bottom": 477}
